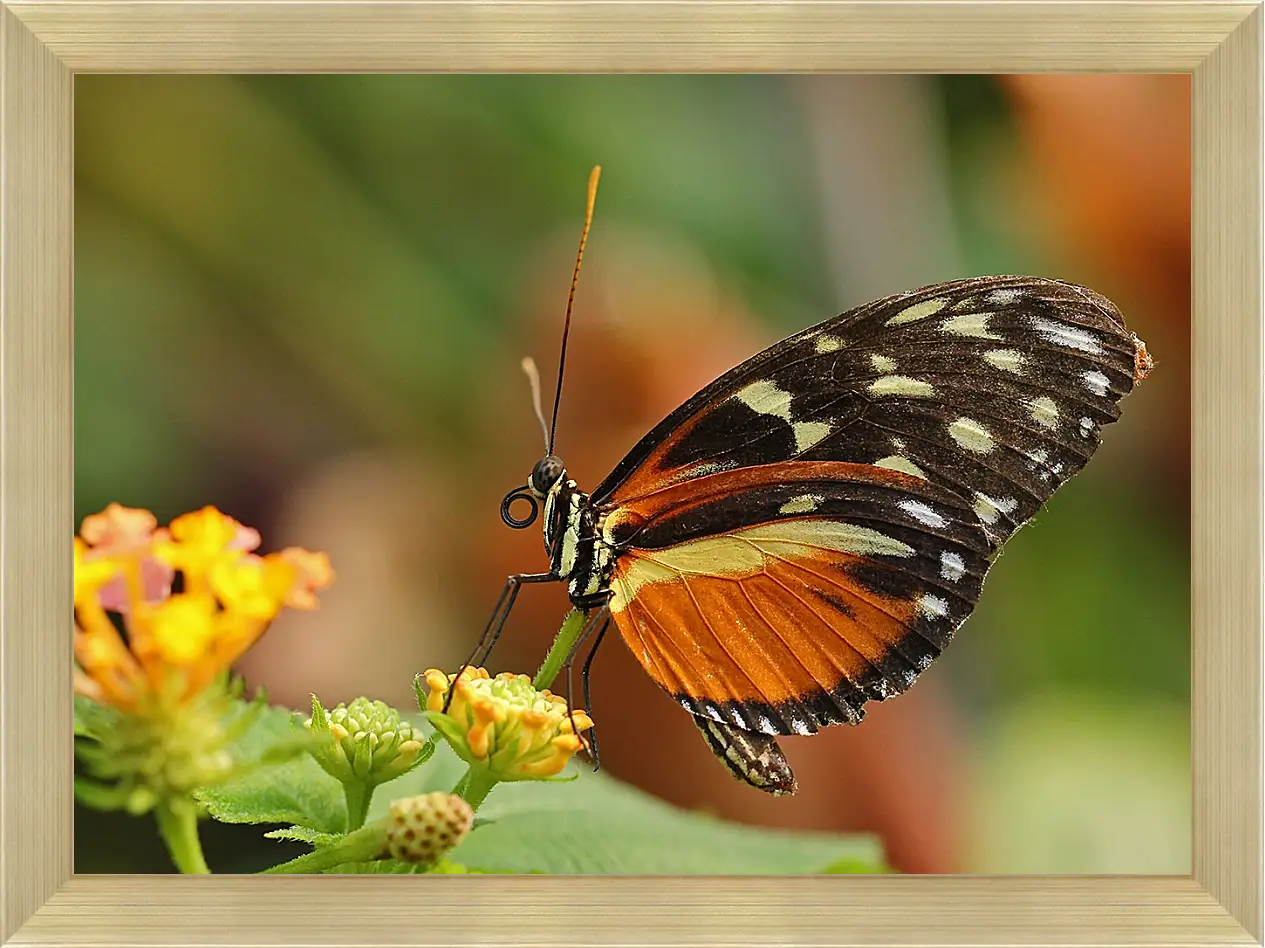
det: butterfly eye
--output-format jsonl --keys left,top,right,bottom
{"left": 529, "top": 455, "right": 565, "bottom": 495}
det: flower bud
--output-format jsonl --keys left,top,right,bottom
{"left": 306, "top": 696, "right": 428, "bottom": 787}
{"left": 385, "top": 792, "right": 474, "bottom": 864}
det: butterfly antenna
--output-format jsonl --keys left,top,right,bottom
{"left": 520, "top": 357, "right": 550, "bottom": 453}
{"left": 548, "top": 165, "right": 601, "bottom": 454}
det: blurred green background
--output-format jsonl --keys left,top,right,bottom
{"left": 74, "top": 74, "right": 1191, "bottom": 874}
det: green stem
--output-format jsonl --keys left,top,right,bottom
{"left": 533, "top": 608, "right": 588, "bottom": 691}
{"left": 454, "top": 767, "right": 500, "bottom": 811}
{"left": 155, "top": 797, "right": 210, "bottom": 874}
{"left": 343, "top": 781, "right": 373, "bottom": 832}
{"left": 262, "top": 820, "right": 388, "bottom": 874}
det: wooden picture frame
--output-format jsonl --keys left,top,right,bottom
{"left": 3, "top": 1, "right": 1260, "bottom": 944}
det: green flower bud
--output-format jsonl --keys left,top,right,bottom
{"left": 306, "top": 696, "right": 430, "bottom": 788}
{"left": 386, "top": 792, "right": 473, "bottom": 864}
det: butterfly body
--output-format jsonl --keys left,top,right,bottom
{"left": 495, "top": 272, "right": 1151, "bottom": 796}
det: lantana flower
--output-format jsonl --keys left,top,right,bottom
{"left": 73, "top": 503, "right": 334, "bottom": 868}
{"left": 74, "top": 503, "right": 333, "bottom": 711}
{"left": 420, "top": 666, "right": 593, "bottom": 783}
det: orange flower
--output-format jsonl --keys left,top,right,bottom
{"left": 74, "top": 504, "right": 334, "bottom": 711}
{"left": 421, "top": 667, "right": 593, "bottom": 781}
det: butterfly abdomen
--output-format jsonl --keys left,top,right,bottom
{"left": 692, "top": 715, "right": 797, "bottom": 796}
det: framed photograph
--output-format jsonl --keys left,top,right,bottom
{"left": 4, "top": 1, "right": 1261, "bottom": 945}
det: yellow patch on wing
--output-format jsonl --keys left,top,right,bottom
{"left": 814, "top": 334, "right": 844, "bottom": 353}
{"left": 983, "top": 348, "right": 1026, "bottom": 374}
{"left": 886, "top": 297, "right": 949, "bottom": 327}
{"left": 1028, "top": 396, "right": 1060, "bottom": 429}
{"left": 779, "top": 494, "right": 823, "bottom": 515}
{"left": 609, "top": 519, "right": 914, "bottom": 613}
{"left": 947, "top": 417, "right": 995, "bottom": 455}
{"left": 874, "top": 455, "right": 928, "bottom": 479}
{"left": 940, "top": 312, "right": 1002, "bottom": 339}
{"left": 867, "top": 376, "right": 935, "bottom": 398}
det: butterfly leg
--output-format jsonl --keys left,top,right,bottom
{"left": 578, "top": 611, "right": 612, "bottom": 771}
{"left": 444, "top": 571, "right": 557, "bottom": 713}
{"left": 558, "top": 600, "right": 612, "bottom": 771}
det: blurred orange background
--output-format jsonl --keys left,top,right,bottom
{"left": 74, "top": 75, "right": 1190, "bottom": 874}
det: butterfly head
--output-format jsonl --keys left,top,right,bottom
{"left": 529, "top": 454, "right": 566, "bottom": 497}
{"left": 499, "top": 454, "right": 568, "bottom": 531}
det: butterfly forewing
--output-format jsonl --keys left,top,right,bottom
{"left": 603, "top": 462, "right": 991, "bottom": 736}
{"left": 592, "top": 276, "right": 1145, "bottom": 549}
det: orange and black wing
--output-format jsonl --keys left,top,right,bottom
{"left": 602, "top": 461, "right": 992, "bottom": 735}
{"left": 591, "top": 275, "right": 1150, "bottom": 549}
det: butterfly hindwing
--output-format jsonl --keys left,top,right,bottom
{"left": 603, "top": 462, "right": 991, "bottom": 736}
{"left": 592, "top": 276, "right": 1148, "bottom": 548}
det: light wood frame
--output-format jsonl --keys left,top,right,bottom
{"left": 3, "top": 1, "right": 1261, "bottom": 945}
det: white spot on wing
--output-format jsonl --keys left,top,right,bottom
{"left": 1029, "top": 396, "right": 1060, "bottom": 429}
{"left": 1026, "top": 448, "right": 1054, "bottom": 481}
{"left": 868, "top": 376, "right": 935, "bottom": 398}
{"left": 940, "top": 552, "right": 966, "bottom": 582}
{"left": 1032, "top": 317, "right": 1104, "bottom": 354}
{"left": 987, "top": 287, "right": 1024, "bottom": 304}
{"left": 984, "top": 348, "right": 1026, "bottom": 374}
{"left": 918, "top": 594, "right": 949, "bottom": 619}
{"left": 947, "top": 417, "right": 995, "bottom": 454}
{"left": 1083, "top": 370, "right": 1110, "bottom": 396}
{"left": 789, "top": 716, "right": 812, "bottom": 735}
{"left": 874, "top": 455, "right": 928, "bottom": 479}
{"left": 973, "top": 492, "right": 1018, "bottom": 525}
{"left": 899, "top": 500, "right": 948, "bottom": 529}
{"left": 941, "top": 312, "right": 1002, "bottom": 339}
{"left": 870, "top": 353, "right": 897, "bottom": 373}
{"left": 1079, "top": 417, "right": 1095, "bottom": 438}
{"left": 887, "top": 297, "right": 949, "bottom": 326}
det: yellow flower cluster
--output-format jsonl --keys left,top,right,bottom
{"left": 74, "top": 504, "right": 333, "bottom": 710}
{"left": 422, "top": 667, "right": 593, "bottom": 781}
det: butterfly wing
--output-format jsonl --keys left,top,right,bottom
{"left": 592, "top": 275, "right": 1150, "bottom": 548}
{"left": 603, "top": 461, "right": 992, "bottom": 736}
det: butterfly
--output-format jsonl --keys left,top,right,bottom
{"left": 465, "top": 166, "right": 1153, "bottom": 795}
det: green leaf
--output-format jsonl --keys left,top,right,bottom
{"left": 454, "top": 772, "right": 886, "bottom": 874}
{"left": 195, "top": 703, "right": 346, "bottom": 834}
{"left": 371, "top": 737, "right": 886, "bottom": 875}
{"left": 263, "top": 825, "right": 342, "bottom": 847}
